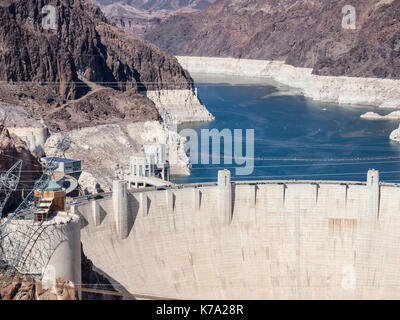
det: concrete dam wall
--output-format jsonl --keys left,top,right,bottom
{"left": 75, "top": 170, "right": 400, "bottom": 299}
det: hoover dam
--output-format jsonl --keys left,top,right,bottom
{"left": 72, "top": 169, "right": 400, "bottom": 299}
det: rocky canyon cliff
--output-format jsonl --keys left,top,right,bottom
{"left": 145, "top": 0, "right": 400, "bottom": 80}
{"left": 92, "top": 0, "right": 216, "bottom": 35}
{"left": 0, "top": 0, "right": 199, "bottom": 131}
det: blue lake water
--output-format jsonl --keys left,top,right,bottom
{"left": 172, "top": 74, "right": 400, "bottom": 184}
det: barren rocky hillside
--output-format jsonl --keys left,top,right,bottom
{"left": 0, "top": 0, "right": 194, "bottom": 131}
{"left": 92, "top": 0, "right": 215, "bottom": 35}
{"left": 145, "top": 0, "right": 400, "bottom": 79}
{"left": 94, "top": 0, "right": 214, "bottom": 11}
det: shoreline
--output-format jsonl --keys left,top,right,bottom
{"left": 145, "top": 88, "right": 215, "bottom": 124}
{"left": 177, "top": 56, "right": 400, "bottom": 109}
{"left": 361, "top": 111, "right": 400, "bottom": 121}
{"left": 177, "top": 56, "right": 400, "bottom": 144}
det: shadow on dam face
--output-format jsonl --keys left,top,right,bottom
{"left": 76, "top": 174, "right": 400, "bottom": 299}
{"left": 125, "top": 193, "right": 138, "bottom": 237}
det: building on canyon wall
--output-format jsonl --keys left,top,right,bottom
{"left": 130, "top": 144, "right": 170, "bottom": 180}
{"left": 126, "top": 143, "right": 171, "bottom": 189}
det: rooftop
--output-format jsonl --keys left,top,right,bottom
{"left": 44, "top": 180, "right": 62, "bottom": 191}
{"left": 42, "top": 156, "right": 80, "bottom": 163}
{"left": 131, "top": 153, "right": 147, "bottom": 158}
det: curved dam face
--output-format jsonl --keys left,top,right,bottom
{"left": 75, "top": 170, "right": 400, "bottom": 299}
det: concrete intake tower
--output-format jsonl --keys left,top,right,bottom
{"left": 74, "top": 169, "right": 400, "bottom": 299}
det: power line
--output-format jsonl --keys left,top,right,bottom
{"left": 0, "top": 81, "right": 194, "bottom": 85}
{"left": 4, "top": 158, "right": 400, "bottom": 174}
{"left": 188, "top": 153, "right": 400, "bottom": 162}
{"left": 182, "top": 170, "right": 400, "bottom": 180}
{"left": 190, "top": 160, "right": 400, "bottom": 170}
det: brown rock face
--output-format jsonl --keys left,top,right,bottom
{"left": 92, "top": 0, "right": 216, "bottom": 36}
{"left": 0, "top": 0, "right": 194, "bottom": 130}
{"left": 44, "top": 88, "right": 160, "bottom": 131}
{"left": 0, "top": 271, "right": 76, "bottom": 300}
{"left": 145, "top": 0, "right": 400, "bottom": 79}
{"left": 0, "top": 124, "right": 43, "bottom": 215}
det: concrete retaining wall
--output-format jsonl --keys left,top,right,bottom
{"left": 76, "top": 177, "right": 400, "bottom": 299}
{"left": 8, "top": 127, "right": 49, "bottom": 157}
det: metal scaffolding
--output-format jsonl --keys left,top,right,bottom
{"left": 0, "top": 160, "right": 22, "bottom": 215}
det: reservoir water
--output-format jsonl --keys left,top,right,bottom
{"left": 172, "top": 73, "right": 400, "bottom": 184}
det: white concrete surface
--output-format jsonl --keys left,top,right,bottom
{"left": 113, "top": 180, "right": 129, "bottom": 239}
{"left": 76, "top": 175, "right": 400, "bottom": 299}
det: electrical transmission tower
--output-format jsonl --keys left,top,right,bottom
{"left": 0, "top": 160, "right": 22, "bottom": 215}
{"left": 0, "top": 138, "right": 70, "bottom": 286}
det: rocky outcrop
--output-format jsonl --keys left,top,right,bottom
{"left": 390, "top": 126, "right": 400, "bottom": 143}
{"left": 146, "top": 0, "right": 400, "bottom": 80}
{"left": 0, "top": 124, "right": 43, "bottom": 215}
{"left": 0, "top": 271, "right": 76, "bottom": 300}
{"left": 78, "top": 171, "right": 111, "bottom": 195}
{"left": 0, "top": 0, "right": 201, "bottom": 131}
{"left": 145, "top": 88, "right": 214, "bottom": 124}
{"left": 361, "top": 111, "right": 400, "bottom": 120}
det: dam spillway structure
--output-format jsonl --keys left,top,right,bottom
{"left": 74, "top": 169, "right": 400, "bottom": 299}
